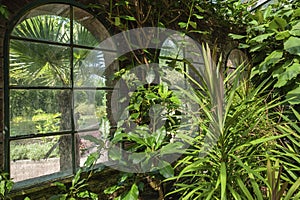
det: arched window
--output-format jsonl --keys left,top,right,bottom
{"left": 5, "top": 3, "right": 116, "bottom": 186}
{"left": 226, "top": 49, "right": 249, "bottom": 80}
{"left": 159, "top": 34, "right": 204, "bottom": 87}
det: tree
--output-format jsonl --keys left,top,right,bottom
{"left": 10, "top": 14, "right": 99, "bottom": 171}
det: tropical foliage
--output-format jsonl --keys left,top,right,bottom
{"left": 3, "top": 0, "right": 300, "bottom": 199}
{"left": 229, "top": 0, "right": 300, "bottom": 104}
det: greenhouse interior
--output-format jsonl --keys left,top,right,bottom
{"left": 0, "top": 0, "right": 299, "bottom": 199}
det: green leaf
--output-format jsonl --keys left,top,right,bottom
{"left": 154, "top": 127, "right": 166, "bottom": 149}
{"left": 121, "top": 15, "right": 136, "bottom": 21}
{"left": 274, "top": 63, "right": 300, "bottom": 88}
{"left": 84, "top": 152, "right": 99, "bottom": 168}
{"left": 160, "top": 142, "right": 185, "bottom": 155}
{"left": 193, "top": 13, "right": 203, "bottom": 19}
{"left": 115, "top": 17, "right": 121, "bottom": 27}
{"left": 104, "top": 185, "right": 122, "bottom": 194}
{"left": 53, "top": 182, "right": 67, "bottom": 192}
{"left": 249, "top": 33, "right": 274, "bottom": 43}
{"left": 178, "top": 22, "right": 187, "bottom": 29}
{"left": 292, "top": 8, "right": 300, "bottom": 19}
{"left": 228, "top": 185, "right": 241, "bottom": 200}
{"left": 237, "top": 178, "right": 254, "bottom": 200}
{"left": 129, "top": 153, "right": 146, "bottom": 164}
{"left": 258, "top": 50, "right": 283, "bottom": 74}
{"left": 269, "top": 17, "right": 287, "bottom": 30}
{"left": 72, "top": 169, "right": 82, "bottom": 186}
{"left": 189, "top": 21, "right": 197, "bottom": 29}
{"left": 228, "top": 33, "right": 246, "bottom": 40}
{"left": 238, "top": 43, "right": 250, "bottom": 48}
{"left": 220, "top": 162, "right": 227, "bottom": 200}
{"left": 77, "top": 190, "right": 98, "bottom": 199}
{"left": 284, "top": 36, "right": 300, "bottom": 56}
{"left": 123, "top": 183, "right": 139, "bottom": 200}
{"left": 275, "top": 30, "right": 290, "bottom": 40}
{"left": 286, "top": 85, "right": 300, "bottom": 104}
{"left": 158, "top": 162, "right": 174, "bottom": 178}
{"left": 289, "top": 22, "right": 300, "bottom": 36}
{"left": 82, "top": 135, "right": 104, "bottom": 147}
{"left": 284, "top": 177, "right": 300, "bottom": 200}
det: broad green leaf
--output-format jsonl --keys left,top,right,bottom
{"left": 275, "top": 30, "right": 290, "bottom": 40}
{"left": 129, "top": 152, "right": 146, "bottom": 164}
{"left": 292, "top": 8, "right": 300, "bottom": 19}
{"left": 263, "top": 6, "right": 272, "bottom": 20}
{"left": 289, "top": 22, "right": 300, "bottom": 36}
{"left": 286, "top": 85, "right": 300, "bottom": 104}
{"left": 158, "top": 162, "right": 174, "bottom": 178}
{"left": 123, "top": 183, "right": 139, "bottom": 200}
{"left": 249, "top": 33, "right": 274, "bottom": 43}
{"left": 274, "top": 63, "right": 300, "bottom": 88}
{"left": 258, "top": 50, "right": 283, "bottom": 74}
{"left": 0, "top": 181, "right": 5, "bottom": 196}
{"left": 284, "top": 36, "right": 300, "bottom": 56}
{"left": 249, "top": 43, "right": 265, "bottom": 52}
{"left": 82, "top": 135, "right": 104, "bottom": 147}
{"left": 269, "top": 17, "right": 287, "bottom": 30}
{"left": 160, "top": 142, "right": 185, "bottom": 155}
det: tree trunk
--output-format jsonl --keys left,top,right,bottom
{"left": 58, "top": 90, "right": 80, "bottom": 171}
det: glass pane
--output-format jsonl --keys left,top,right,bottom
{"left": 10, "top": 89, "right": 72, "bottom": 136}
{"left": 226, "top": 49, "right": 249, "bottom": 80}
{"left": 10, "top": 135, "right": 72, "bottom": 182}
{"left": 73, "top": 7, "right": 109, "bottom": 47}
{"left": 78, "top": 131, "right": 108, "bottom": 167}
{"left": 74, "top": 90, "right": 110, "bottom": 133}
{"left": 11, "top": 4, "right": 71, "bottom": 43}
{"left": 10, "top": 40, "right": 71, "bottom": 87}
{"left": 74, "top": 48, "right": 106, "bottom": 87}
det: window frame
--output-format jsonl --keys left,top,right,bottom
{"left": 3, "top": 1, "right": 116, "bottom": 187}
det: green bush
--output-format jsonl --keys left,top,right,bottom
{"left": 11, "top": 140, "right": 59, "bottom": 161}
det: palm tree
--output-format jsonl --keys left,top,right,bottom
{"left": 10, "top": 14, "right": 99, "bottom": 171}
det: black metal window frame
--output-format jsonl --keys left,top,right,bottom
{"left": 3, "top": 1, "right": 115, "bottom": 185}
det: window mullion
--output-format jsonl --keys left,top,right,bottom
{"left": 70, "top": 5, "right": 77, "bottom": 174}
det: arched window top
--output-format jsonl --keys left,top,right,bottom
{"left": 11, "top": 3, "right": 110, "bottom": 47}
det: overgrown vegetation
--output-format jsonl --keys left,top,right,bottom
{"left": 229, "top": 0, "right": 300, "bottom": 104}
{"left": 3, "top": 0, "right": 300, "bottom": 199}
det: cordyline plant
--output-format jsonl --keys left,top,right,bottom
{"left": 165, "top": 43, "right": 296, "bottom": 199}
